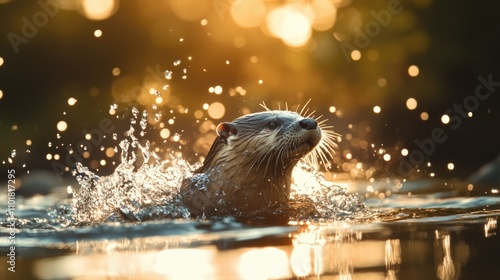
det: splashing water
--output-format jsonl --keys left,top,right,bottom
{"left": 64, "top": 105, "right": 368, "bottom": 225}
{"left": 69, "top": 113, "right": 193, "bottom": 224}
{"left": 289, "top": 162, "right": 368, "bottom": 221}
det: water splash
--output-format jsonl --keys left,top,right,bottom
{"left": 63, "top": 106, "right": 368, "bottom": 224}
{"left": 289, "top": 162, "right": 368, "bottom": 222}
{"left": 69, "top": 112, "right": 193, "bottom": 224}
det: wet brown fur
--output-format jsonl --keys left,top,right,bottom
{"left": 180, "top": 110, "right": 324, "bottom": 217}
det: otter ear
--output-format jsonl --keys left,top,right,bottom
{"left": 216, "top": 122, "right": 238, "bottom": 139}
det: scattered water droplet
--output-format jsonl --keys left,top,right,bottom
{"left": 162, "top": 84, "right": 169, "bottom": 90}
{"left": 140, "top": 118, "right": 147, "bottom": 130}
{"left": 132, "top": 107, "right": 139, "bottom": 118}
{"left": 173, "top": 60, "right": 181, "bottom": 66}
{"left": 10, "top": 149, "right": 16, "bottom": 158}
{"left": 164, "top": 70, "right": 173, "bottom": 80}
{"left": 154, "top": 112, "right": 162, "bottom": 122}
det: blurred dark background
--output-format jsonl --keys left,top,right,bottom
{"left": 1, "top": 0, "right": 499, "bottom": 184}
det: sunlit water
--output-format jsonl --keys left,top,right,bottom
{"left": 1, "top": 106, "right": 500, "bottom": 279}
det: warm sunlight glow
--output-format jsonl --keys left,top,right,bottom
{"left": 291, "top": 244, "right": 311, "bottom": 277}
{"left": 81, "top": 0, "right": 117, "bottom": 20}
{"left": 267, "top": 5, "right": 312, "bottom": 47}
{"left": 231, "top": 0, "right": 266, "bottom": 28}
{"left": 154, "top": 249, "right": 214, "bottom": 278}
{"left": 238, "top": 247, "right": 290, "bottom": 280}
{"left": 310, "top": 0, "right": 337, "bottom": 31}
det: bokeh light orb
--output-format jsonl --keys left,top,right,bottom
{"left": 208, "top": 102, "right": 226, "bottom": 120}
{"left": 230, "top": 0, "right": 266, "bottom": 28}
{"left": 80, "top": 0, "right": 118, "bottom": 21}
{"left": 267, "top": 5, "right": 312, "bottom": 47}
{"left": 406, "top": 98, "right": 417, "bottom": 110}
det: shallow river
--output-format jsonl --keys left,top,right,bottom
{"left": 2, "top": 108, "right": 500, "bottom": 280}
{"left": 1, "top": 176, "right": 499, "bottom": 280}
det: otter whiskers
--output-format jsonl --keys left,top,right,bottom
{"left": 180, "top": 104, "right": 340, "bottom": 217}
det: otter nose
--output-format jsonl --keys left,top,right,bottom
{"left": 299, "top": 118, "right": 317, "bottom": 130}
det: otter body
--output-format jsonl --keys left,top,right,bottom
{"left": 180, "top": 110, "right": 327, "bottom": 217}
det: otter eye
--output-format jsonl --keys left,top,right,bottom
{"left": 266, "top": 121, "right": 278, "bottom": 130}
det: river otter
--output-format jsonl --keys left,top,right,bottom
{"left": 180, "top": 108, "right": 338, "bottom": 218}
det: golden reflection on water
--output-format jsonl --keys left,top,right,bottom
{"left": 238, "top": 247, "right": 291, "bottom": 280}
{"left": 436, "top": 233, "right": 456, "bottom": 280}
{"left": 31, "top": 223, "right": 487, "bottom": 279}
{"left": 154, "top": 248, "right": 215, "bottom": 279}
{"left": 484, "top": 217, "right": 497, "bottom": 238}
{"left": 434, "top": 231, "right": 471, "bottom": 280}
{"left": 290, "top": 225, "right": 389, "bottom": 279}
{"left": 385, "top": 239, "right": 401, "bottom": 279}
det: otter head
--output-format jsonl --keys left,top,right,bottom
{"left": 206, "top": 111, "right": 321, "bottom": 175}
{"left": 181, "top": 110, "right": 334, "bottom": 217}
